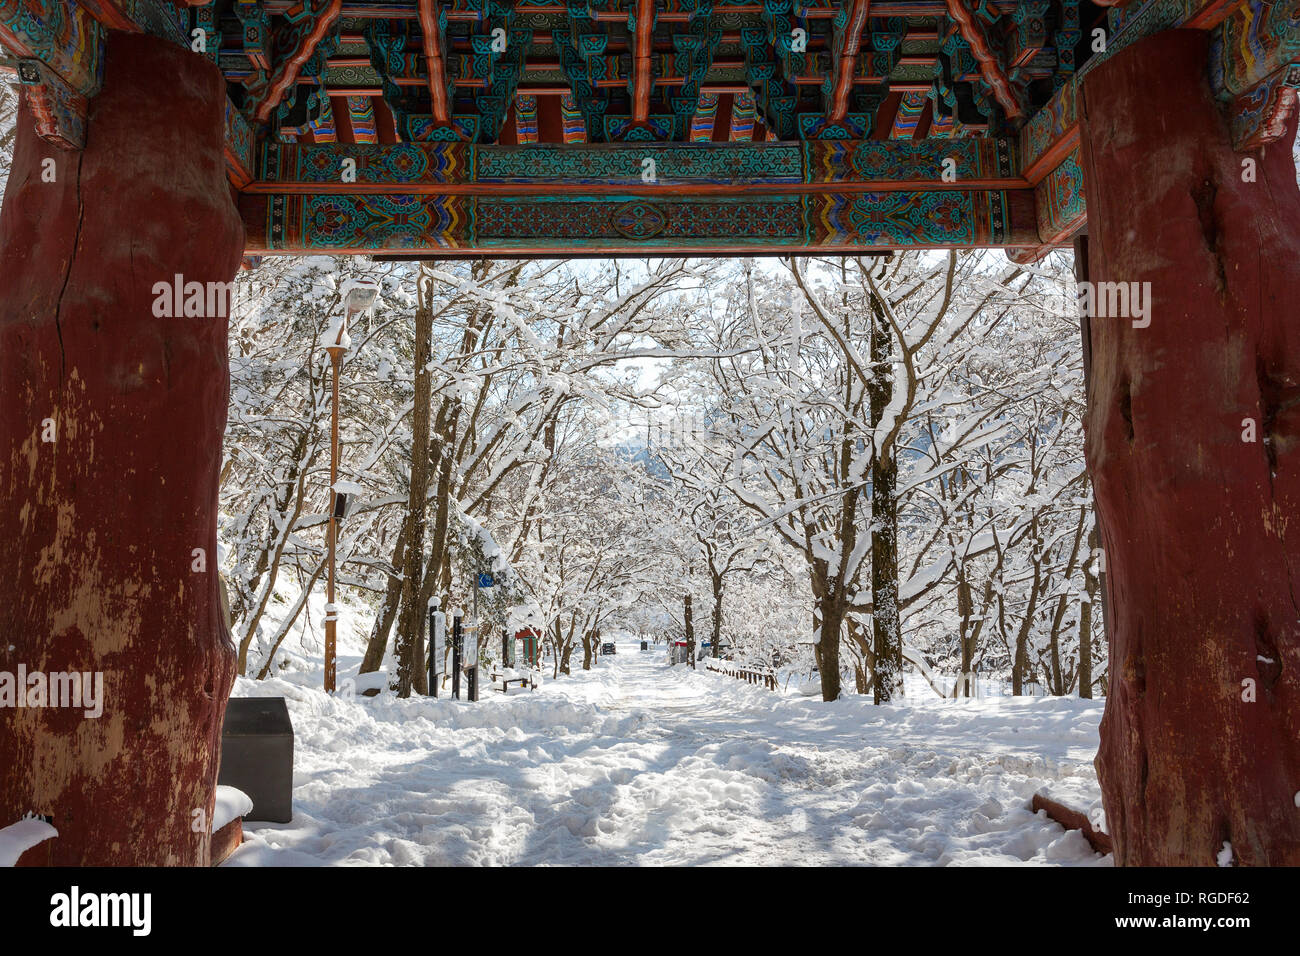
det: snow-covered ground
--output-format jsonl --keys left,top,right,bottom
{"left": 224, "top": 642, "right": 1109, "bottom": 866}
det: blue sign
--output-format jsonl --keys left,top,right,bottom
{"left": 477, "top": 572, "right": 495, "bottom": 588}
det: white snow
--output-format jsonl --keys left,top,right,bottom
{"left": 224, "top": 645, "right": 1108, "bottom": 867}
{"left": 0, "top": 816, "right": 58, "bottom": 867}
{"left": 323, "top": 316, "right": 351, "bottom": 351}
{"left": 212, "top": 786, "right": 254, "bottom": 833}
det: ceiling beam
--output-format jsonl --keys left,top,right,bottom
{"left": 828, "top": 0, "right": 872, "bottom": 122}
{"left": 247, "top": 138, "right": 1024, "bottom": 194}
{"left": 254, "top": 0, "right": 345, "bottom": 123}
{"left": 242, "top": 185, "right": 1038, "bottom": 256}
{"left": 631, "top": 0, "right": 655, "bottom": 124}
{"left": 943, "top": 0, "right": 1022, "bottom": 119}
{"left": 417, "top": 0, "right": 452, "bottom": 124}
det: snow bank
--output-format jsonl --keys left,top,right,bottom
{"left": 226, "top": 645, "right": 1108, "bottom": 867}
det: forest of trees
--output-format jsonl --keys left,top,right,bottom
{"left": 220, "top": 251, "right": 1105, "bottom": 703}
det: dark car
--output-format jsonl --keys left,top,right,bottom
{"left": 601, "top": 642, "right": 617, "bottom": 655}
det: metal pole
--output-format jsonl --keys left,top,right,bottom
{"left": 324, "top": 345, "right": 343, "bottom": 693}
{"left": 465, "top": 618, "right": 479, "bottom": 702}
{"left": 452, "top": 612, "right": 462, "bottom": 700}
{"left": 427, "top": 604, "right": 438, "bottom": 697}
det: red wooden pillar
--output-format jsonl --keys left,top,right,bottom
{"left": 0, "top": 34, "right": 242, "bottom": 865}
{"left": 1078, "top": 30, "right": 1300, "bottom": 865}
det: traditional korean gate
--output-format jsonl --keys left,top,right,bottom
{"left": 0, "top": 0, "right": 1296, "bottom": 865}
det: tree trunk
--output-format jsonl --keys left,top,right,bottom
{"left": 1012, "top": 555, "right": 1041, "bottom": 697}
{"left": 847, "top": 616, "right": 872, "bottom": 694}
{"left": 419, "top": 400, "right": 459, "bottom": 635}
{"left": 815, "top": 584, "right": 843, "bottom": 702}
{"left": 393, "top": 300, "right": 434, "bottom": 696}
{"left": 0, "top": 34, "right": 242, "bottom": 865}
{"left": 1079, "top": 29, "right": 1300, "bottom": 864}
{"left": 1078, "top": 523, "right": 1099, "bottom": 699}
{"left": 868, "top": 291, "right": 903, "bottom": 703}
{"left": 684, "top": 593, "right": 695, "bottom": 669}
{"left": 1047, "top": 508, "right": 1087, "bottom": 695}
{"left": 711, "top": 571, "right": 723, "bottom": 658}
{"left": 359, "top": 514, "right": 409, "bottom": 674}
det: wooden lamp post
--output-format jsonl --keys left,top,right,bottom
{"left": 324, "top": 278, "right": 380, "bottom": 692}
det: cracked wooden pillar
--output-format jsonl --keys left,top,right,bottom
{"left": 0, "top": 33, "right": 241, "bottom": 865}
{"left": 1078, "top": 29, "right": 1300, "bottom": 865}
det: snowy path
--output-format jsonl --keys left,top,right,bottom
{"left": 227, "top": 646, "right": 1109, "bottom": 866}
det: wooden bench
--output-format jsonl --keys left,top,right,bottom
{"left": 491, "top": 672, "right": 535, "bottom": 694}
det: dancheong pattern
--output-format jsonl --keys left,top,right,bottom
{"left": 255, "top": 189, "right": 1019, "bottom": 253}
{"left": 1034, "top": 148, "right": 1085, "bottom": 243}
{"left": 259, "top": 139, "right": 1019, "bottom": 188}
{"left": 10, "top": 0, "right": 1300, "bottom": 252}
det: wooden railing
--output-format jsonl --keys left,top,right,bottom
{"left": 704, "top": 660, "right": 777, "bottom": 691}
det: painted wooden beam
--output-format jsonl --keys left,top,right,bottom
{"left": 416, "top": 0, "right": 451, "bottom": 124}
{"left": 729, "top": 90, "right": 756, "bottom": 141}
{"left": 240, "top": 186, "right": 1037, "bottom": 256}
{"left": 691, "top": 91, "right": 720, "bottom": 142}
{"left": 346, "top": 94, "right": 379, "bottom": 144}
{"left": 1212, "top": 0, "right": 1300, "bottom": 100}
{"left": 0, "top": 0, "right": 107, "bottom": 149}
{"left": 74, "top": 0, "right": 143, "bottom": 32}
{"left": 246, "top": 139, "right": 1023, "bottom": 195}
{"left": 253, "top": 0, "right": 344, "bottom": 124}
{"left": 263, "top": 1, "right": 1020, "bottom": 19}
{"left": 560, "top": 92, "right": 586, "bottom": 143}
{"left": 73, "top": 0, "right": 188, "bottom": 41}
{"left": 0, "top": 0, "right": 105, "bottom": 99}
{"left": 1226, "top": 62, "right": 1300, "bottom": 150}
{"left": 514, "top": 93, "right": 539, "bottom": 144}
{"left": 631, "top": 0, "right": 655, "bottom": 124}
{"left": 943, "top": 0, "right": 1023, "bottom": 118}
{"left": 828, "top": 0, "right": 872, "bottom": 122}
{"left": 1019, "top": 0, "right": 1299, "bottom": 212}
{"left": 889, "top": 90, "right": 928, "bottom": 139}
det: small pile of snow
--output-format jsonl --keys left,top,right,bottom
{"left": 212, "top": 787, "right": 255, "bottom": 833}
{"left": 323, "top": 316, "right": 351, "bottom": 350}
{"left": 346, "top": 670, "right": 390, "bottom": 695}
{"left": 0, "top": 816, "right": 57, "bottom": 867}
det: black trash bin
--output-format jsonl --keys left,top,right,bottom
{"left": 218, "top": 697, "right": 294, "bottom": 823}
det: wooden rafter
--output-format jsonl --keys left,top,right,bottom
{"left": 254, "top": 0, "right": 345, "bottom": 123}
{"left": 944, "top": 0, "right": 1022, "bottom": 119}
{"left": 828, "top": 0, "right": 871, "bottom": 122}
{"left": 73, "top": 0, "right": 143, "bottom": 32}
{"left": 417, "top": 0, "right": 452, "bottom": 124}
{"left": 631, "top": 0, "right": 655, "bottom": 123}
